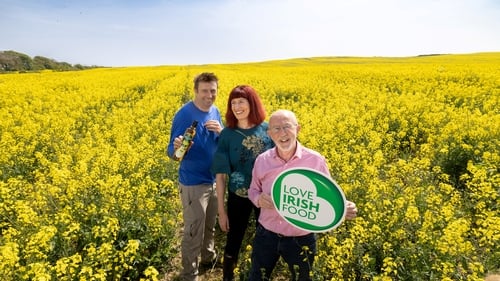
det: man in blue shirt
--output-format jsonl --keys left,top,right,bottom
{"left": 167, "top": 72, "right": 223, "bottom": 281}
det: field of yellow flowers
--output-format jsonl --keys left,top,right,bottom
{"left": 0, "top": 53, "right": 499, "bottom": 281}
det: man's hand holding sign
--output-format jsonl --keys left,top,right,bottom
{"left": 247, "top": 109, "right": 357, "bottom": 281}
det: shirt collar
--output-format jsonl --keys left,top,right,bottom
{"left": 271, "top": 141, "right": 303, "bottom": 161}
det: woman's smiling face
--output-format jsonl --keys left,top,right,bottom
{"left": 231, "top": 97, "right": 250, "bottom": 122}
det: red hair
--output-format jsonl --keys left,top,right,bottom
{"left": 225, "top": 85, "right": 266, "bottom": 128}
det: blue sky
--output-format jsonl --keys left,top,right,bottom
{"left": 1, "top": 0, "right": 499, "bottom": 67}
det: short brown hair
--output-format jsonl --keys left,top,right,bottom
{"left": 194, "top": 72, "right": 218, "bottom": 90}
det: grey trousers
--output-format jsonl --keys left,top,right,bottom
{"left": 179, "top": 183, "right": 218, "bottom": 281}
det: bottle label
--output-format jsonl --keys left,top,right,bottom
{"left": 174, "top": 146, "right": 187, "bottom": 158}
{"left": 174, "top": 134, "right": 194, "bottom": 159}
{"left": 174, "top": 121, "right": 197, "bottom": 160}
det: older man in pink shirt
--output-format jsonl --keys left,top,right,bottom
{"left": 248, "top": 109, "right": 358, "bottom": 281}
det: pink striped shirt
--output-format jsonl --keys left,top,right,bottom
{"left": 248, "top": 142, "right": 331, "bottom": 237}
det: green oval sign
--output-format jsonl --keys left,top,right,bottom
{"left": 271, "top": 167, "right": 346, "bottom": 232}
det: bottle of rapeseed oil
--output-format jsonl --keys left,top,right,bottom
{"left": 173, "top": 120, "right": 198, "bottom": 161}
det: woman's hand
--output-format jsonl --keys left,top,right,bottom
{"left": 218, "top": 210, "right": 229, "bottom": 232}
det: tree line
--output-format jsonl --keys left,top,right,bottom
{"left": 0, "top": 50, "right": 101, "bottom": 73}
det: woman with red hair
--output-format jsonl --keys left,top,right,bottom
{"left": 211, "top": 85, "right": 274, "bottom": 281}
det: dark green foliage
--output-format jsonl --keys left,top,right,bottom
{"left": 0, "top": 50, "right": 100, "bottom": 72}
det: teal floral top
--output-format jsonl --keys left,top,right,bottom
{"left": 211, "top": 122, "right": 274, "bottom": 197}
